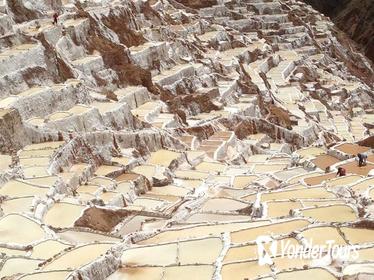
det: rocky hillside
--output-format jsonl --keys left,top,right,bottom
{"left": 0, "top": 0, "right": 374, "bottom": 279}
{"left": 304, "top": 0, "right": 374, "bottom": 62}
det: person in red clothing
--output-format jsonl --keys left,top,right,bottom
{"left": 53, "top": 12, "right": 58, "bottom": 25}
{"left": 336, "top": 167, "right": 346, "bottom": 177}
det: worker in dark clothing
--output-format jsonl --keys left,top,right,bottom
{"left": 357, "top": 153, "right": 368, "bottom": 167}
{"left": 53, "top": 12, "right": 59, "bottom": 25}
{"left": 336, "top": 167, "right": 346, "bottom": 177}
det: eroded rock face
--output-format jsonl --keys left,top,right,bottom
{"left": 304, "top": 0, "right": 374, "bottom": 63}
{"left": 175, "top": 0, "right": 218, "bottom": 9}
{"left": 0, "top": 109, "right": 28, "bottom": 153}
{"left": 0, "top": 0, "right": 373, "bottom": 279}
{"left": 7, "top": 0, "right": 43, "bottom": 23}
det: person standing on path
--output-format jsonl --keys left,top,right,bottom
{"left": 53, "top": 12, "right": 59, "bottom": 25}
{"left": 357, "top": 152, "right": 368, "bottom": 167}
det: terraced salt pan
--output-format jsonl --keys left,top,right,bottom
{"left": 195, "top": 161, "right": 226, "bottom": 173}
{"left": 90, "top": 177, "right": 114, "bottom": 187}
{"left": 0, "top": 180, "right": 49, "bottom": 197}
{"left": 0, "top": 154, "right": 11, "bottom": 171}
{"left": 287, "top": 171, "right": 323, "bottom": 184}
{"left": 133, "top": 197, "right": 166, "bottom": 211}
{"left": 0, "top": 247, "right": 26, "bottom": 257}
{"left": 273, "top": 167, "right": 307, "bottom": 181}
{"left": 0, "top": 214, "right": 45, "bottom": 246}
{"left": 147, "top": 149, "right": 181, "bottom": 167}
{"left": 18, "top": 149, "right": 56, "bottom": 158}
{"left": 108, "top": 265, "right": 214, "bottom": 280}
{"left": 153, "top": 63, "right": 201, "bottom": 86}
{"left": 143, "top": 193, "right": 179, "bottom": 203}
{"left": 335, "top": 143, "right": 370, "bottom": 155}
{"left": 300, "top": 205, "right": 357, "bottom": 223}
{"left": 295, "top": 147, "right": 325, "bottom": 158}
{"left": 44, "top": 203, "right": 85, "bottom": 228}
{"left": 100, "top": 191, "right": 120, "bottom": 204}
{"left": 69, "top": 163, "right": 90, "bottom": 174}
{"left": 95, "top": 165, "right": 123, "bottom": 176}
{"left": 0, "top": 197, "right": 34, "bottom": 214}
{"left": 250, "top": 187, "right": 335, "bottom": 201}
{"left": 112, "top": 156, "right": 131, "bottom": 166}
{"left": 91, "top": 101, "right": 122, "bottom": 114}
{"left": 252, "top": 163, "right": 288, "bottom": 174}
{"left": 353, "top": 247, "right": 374, "bottom": 261}
{"left": 31, "top": 239, "right": 71, "bottom": 259}
{"left": 149, "top": 185, "right": 190, "bottom": 196}
{"left": 224, "top": 238, "right": 299, "bottom": 263}
{"left": 42, "top": 243, "right": 113, "bottom": 270}
{"left": 327, "top": 175, "right": 363, "bottom": 188}
{"left": 304, "top": 172, "right": 336, "bottom": 186}
{"left": 22, "top": 142, "right": 64, "bottom": 151}
{"left": 185, "top": 213, "right": 250, "bottom": 223}
{"left": 163, "top": 265, "right": 214, "bottom": 280}
{"left": 246, "top": 154, "right": 270, "bottom": 163}
{"left": 23, "top": 166, "right": 50, "bottom": 178}
{"left": 185, "top": 150, "right": 205, "bottom": 162}
{"left": 26, "top": 117, "right": 45, "bottom": 126}
{"left": 230, "top": 220, "right": 309, "bottom": 243}
{"left": 207, "top": 175, "right": 231, "bottom": 185}
{"left": 19, "top": 271, "right": 71, "bottom": 280}
{"left": 19, "top": 157, "right": 50, "bottom": 166}
{"left": 0, "top": 96, "right": 18, "bottom": 109}
{"left": 220, "top": 188, "right": 257, "bottom": 200}
{"left": 115, "top": 173, "right": 140, "bottom": 182}
{"left": 340, "top": 227, "right": 374, "bottom": 244}
{"left": 370, "top": 188, "right": 374, "bottom": 200}
{"left": 139, "top": 221, "right": 271, "bottom": 244}
{"left": 268, "top": 156, "right": 291, "bottom": 164}
{"left": 0, "top": 258, "right": 41, "bottom": 278}
{"left": 76, "top": 192, "right": 95, "bottom": 202}
{"left": 152, "top": 115, "right": 175, "bottom": 128}
{"left": 201, "top": 198, "right": 250, "bottom": 212}
{"left": 132, "top": 165, "right": 156, "bottom": 180}
{"left": 255, "top": 177, "right": 280, "bottom": 190}
{"left": 174, "top": 170, "right": 209, "bottom": 180}
{"left": 118, "top": 215, "right": 157, "bottom": 235}
{"left": 115, "top": 182, "right": 132, "bottom": 195}
{"left": 122, "top": 243, "right": 177, "bottom": 266}
{"left": 267, "top": 201, "right": 302, "bottom": 217}
{"left": 232, "top": 175, "right": 258, "bottom": 189}
{"left": 312, "top": 154, "right": 340, "bottom": 170}
{"left": 283, "top": 183, "right": 307, "bottom": 190}
{"left": 273, "top": 255, "right": 311, "bottom": 271}
{"left": 301, "top": 199, "right": 346, "bottom": 207}
{"left": 57, "top": 230, "right": 120, "bottom": 244}
{"left": 107, "top": 267, "right": 163, "bottom": 280}
{"left": 277, "top": 268, "right": 337, "bottom": 280}
{"left": 338, "top": 161, "right": 374, "bottom": 176}
{"left": 77, "top": 184, "right": 100, "bottom": 194}
{"left": 301, "top": 226, "right": 346, "bottom": 246}
{"left": 223, "top": 244, "right": 258, "bottom": 262}
{"left": 351, "top": 177, "right": 374, "bottom": 193}
{"left": 221, "top": 261, "right": 271, "bottom": 280}
{"left": 141, "top": 219, "right": 169, "bottom": 232}
{"left": 123, "top": 238, "right": 222, "bottom": 266}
